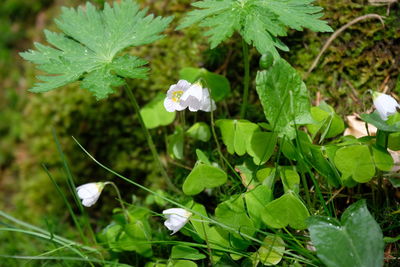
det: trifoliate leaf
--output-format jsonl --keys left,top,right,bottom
{"left": 178, "top": 0, "right": 332, "bottom": 58}
{"left": 20, "top": 0, "right": 172, "bottom": 99}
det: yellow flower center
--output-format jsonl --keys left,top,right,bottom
{"left": 172, "top": 90, "right": 184, "bottom": 102}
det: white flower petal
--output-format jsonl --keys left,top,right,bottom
{"left": 373, "top": 92, "right": 400, "bottom": 121}
{"left": 164, "top": 98, "right": 185, "bottom": 112}
{"left": 164, "top": 80, "right": 192, "bottom": 112}
{"left": 76, "top": 182, "right": 104, "bottom": 207}
{"left": 162, "top": 208, "right": 192, "bottom": 235}
{"left": 181, "top": 83, "right": 203, "bottom": 102}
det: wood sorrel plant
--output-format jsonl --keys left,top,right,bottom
{"left": 17, "top": 0, "right": 393, "bottom": 266}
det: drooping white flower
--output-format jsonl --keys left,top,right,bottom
{"left": 162, "top": 208, "right": 192, "bottom": 235}
{"left": 180, "top": 82, "right": 216, "bottom": 112}
{"left": 180, "top": 82, "right": 204, "bottom": 112}
{"left": 76, "top": 182, "right": 105, "bottom": 207}
{"left": 373, "top": 92, "right": 400, "bottom": 121}
{"left": 164, "top": 80, "right": 191, "bottom": 112}
{"left": 200, "top": 88, "right": 216, "bottom": 112}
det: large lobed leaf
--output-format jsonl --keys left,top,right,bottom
{"left": 20, "top": 0, "right": 172, "bottom": 99}
{"left": 178, "top": 0, "right": 332, "bottom": 58}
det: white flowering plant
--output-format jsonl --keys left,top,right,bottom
{"left": 3, "top": 0, "right": 398, "bottom": 266}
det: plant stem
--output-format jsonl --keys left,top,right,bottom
{"left": 123, "top": 85, "right": 180, "bottom": 193}
{"left": 105, "top": 182, "right": 129, "bottom": 222}
{"left": 240, "top": 39, "right": 250, "bottom": 119}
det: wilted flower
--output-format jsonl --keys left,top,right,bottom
{"left": 162, "top": 208, "right": 192, "bottom": 235}
{"left": 76, "top": 182, "right": 105, "bottom": 207}
{"left": 373, "top": 92, "right": 400, "bottom": 121}
{"left": 164, "top": 80, "right": 216, "bottom": 112}
{"left": 164, "top": 80, "right": 191, "bottom": 112}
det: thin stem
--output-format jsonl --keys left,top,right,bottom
{"left": 240, "top": 39, "right": 250, "bottom": 119}
{"left": 201, "top": 222, "right": 214, "bottom": 266}
{"left": 104, "top": 182, "right": 129, "bottom": 222}
{"left": 123, "top": 85, "right": 180, "bottom": 193}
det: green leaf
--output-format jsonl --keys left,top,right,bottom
{"left": 256, "top": 167, "right": 276, "bottom": 189}
{"left": 171, "top": 245, "right": 206, "bottom": 260}
{"left": 215, "top": 196, "right": 255, "bottom": 247}
{"left": 167, "top": 260, "right": 197, "bottom": 267}
{"left": 256, "top": 59, "right": 312, "bottom": 139}
{"left": 360, "top": 112, "right": 400, "bottom": 132}
{"left": 280, "top": 168, "right": 300, "bottom": 194}
{"left": 262, "top": 192, "right": 309, "bottom": 230}
{"left": 307, "top": 199, "right": 384, "bottom": 267}
{"left": 186, "top": 122, "right": 211, "bottom": 142}
{"left": 251, "top": 235, "right": 285, "bottom": 266}
{"left": 247, "top": 132, "right": 278, "bottom": 165}
{"left": 141, "top": 94, "right": 176, "bottom": 129}
{"left": 245, "top": 185, "right": 273, "bottom": 227}
{"left": 308, "top": 145, "right": 341, "bottom": 187}
{"left": 20, "top": 0, "right": 172, "bottom": 99}
{"left": 179, "top": 0, "right": 331, "bottom": 58}
{"left": 372, "top": 145, "right": 393, "bottom": 171}
{"left": 307, "top": 102, "right": 345, "bottom": 141}
{"left": 334, "top": 145, "right": 375, "bottom": 183}
{"left": 179, "top": 67, "right": 230, "bottom": 101}
{"left": 195, "top": 149, "right": 211, "bottom": 165}
{"left": 167, "top": 126, "right": 184, "bottom": 160}
{"left": 183, "top": 164, "right": 227, "bottom": 195}
{"left": 216, "top": 119, "right": 260, "bottom": 155}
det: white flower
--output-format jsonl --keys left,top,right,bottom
{"left": 180, "top": 82, "right": 216, "bottom": 112}
{"left": 373, "top": 92, "right": 400, "bottom": 121}
{"left": 76, "top": 182, "right": 105, "bottom": 207}
{"left": 180, "top": 82, "right": 204, "bottom": 112}
{"left": 164, "top": 80, "right": 191, "bottom": 112}
{"left": 200, "top": 88, "right": 216, "bottom": 112}
{"left": 162, "top": 208, "right": 192, "bottom": 235}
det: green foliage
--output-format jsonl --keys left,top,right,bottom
{"left": 333, "top": 144, "right": 394, "bottom": 184}
{"left": 99, "top": 209, "right": 153, "bottom": 257}
{"left": 256, "top": 59, "right": 312, "bottom": 139}
{"left": 251, "top": 235, "right": 285, "bottom": 266}
{"left": 179, "top": 67, "right": 230, "bottom": 101}
{"left": 262, "top": 192, "right": 309, "bottom": 230}
{"left": 360, "top": 112, "right": 400, "bottom": 132}
{"left": 244, "top": 185, "right": 272, "bottom": 227}
{"left": 141, "top": 94, "right": 176, "bottom": 129}
{"left": 167, "top": 126, "right": 184, "bottom": 160}
{"left": 308, "top": 200, "right": 384, "bottom": 267}
{"left": 182, "top": 163, "right": 227, "bottom": 195}
{"left": 215, "top": 196, "right": 255, "bottom": 242}
{"left": 178, "top": 0, "right": 332, "bottom": 58}
{"left": 307, "top": 102, "right": 345, "bottom": 141}
{"left": 186, "top": 122, "right": 211, "bottom": 142}
{"left": 170, "top": 245, "right": 206, "bottom": 260}
{"left": 20, "top": 0, "right": 172, "bottom": 99}
{"left": 215, "top": 119, "right": 259, "bottom": 155}
{"left": 247, "top": 132, "right": 278, "bottom": 165}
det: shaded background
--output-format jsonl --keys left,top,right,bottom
{"left": 0, "top": 0, "right": 399, "bottom": 260}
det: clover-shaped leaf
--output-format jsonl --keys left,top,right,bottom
{"left": 262, "top": 191, "right": 309, "bottom": 230}
{"left": 182, "top": 164, "right": 227, "bottom": 195}
{"left": 20, "top": 0, "right": 172, "bottom": 99}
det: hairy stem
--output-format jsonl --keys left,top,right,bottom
{"left": 123, "top": 85, "right": 180, "bottom": 193}
{"left": 240, "top": 39, "right": 250, "bottom": 119}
